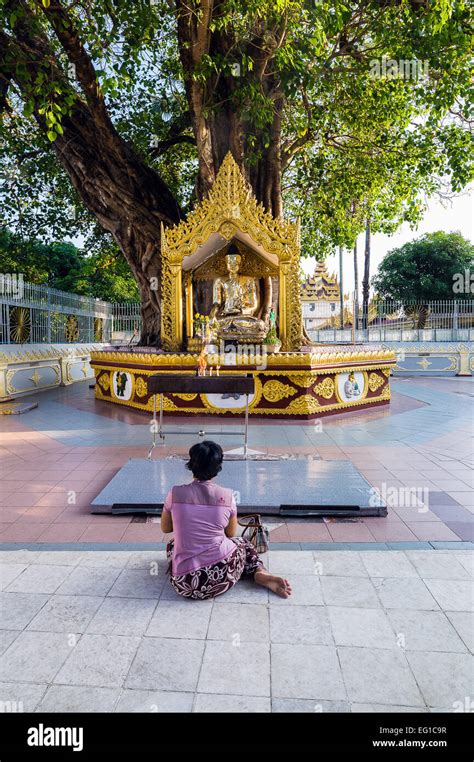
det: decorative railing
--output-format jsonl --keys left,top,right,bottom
{"left": 1, "top": 277, "right": 472, "bottom": 344}
{"left": 0, "top": 279, "right": 115, "bottom": 344}
{"left": 304, "top": 299, "right": 474, "bottom": 343}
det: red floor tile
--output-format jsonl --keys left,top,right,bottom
{"left": 79, "top": 525, "right": 128, "bottom": 542}
{"left": 267, "top": 524, "right": 291, "bottom": 542}
{"left": 286, "top": 523, "right": 333, "bottom": 542}
{"left": 48, "top": 507, "right": 95, "bottom": 524}
{"left": 119, "top": 524, "right": 166, "bottom": 543}
{"left": 36, "top": 524, "right": 86, "bottom": 542}
{"left": 3, "top": 470, "right": 42, "bottom": 481}
{"left": 2, "top": 492, "right": 44, "bottom": 508}
{"left": 0, "top": 523, "right": 52, "bottom": 541}
{"left": 405, "top": 522, "right": 461, "bottom": 541}
{"left": 368, "top": 523, "right": 419, "bottom": 542}
{"left": 327, "top": 522, "right": 376, "bottom": 542}
{"left": 32, "top": 494, "right": 69, "bottom": 508}
{"left": 49, "top": 480, "right": 96, "bottom": 493}
{"left": 16, "top": 505, "right": 68, "bottom": 523}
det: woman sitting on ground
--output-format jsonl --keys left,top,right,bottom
{"left": 161, "top": 440, "right": 292, "bottom": 600}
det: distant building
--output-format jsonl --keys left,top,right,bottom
{"left": 301, "top": 263, "right": 344, "bottom": 330}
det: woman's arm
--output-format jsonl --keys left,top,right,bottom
{"left": 224, "top": 514, "right": 238, "bottom": 537}
{"left": 160, "top": 490, "right": 173, "bottom": 534}
{"left": 224, "top": 493, "right": 238, "bottom": 537}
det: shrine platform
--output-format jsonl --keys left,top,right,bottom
{"left": 90, "top": 457, "right": 386, "bottom": 517}
{"left": 90, "top": 344, "right": 396, "bottom": 420}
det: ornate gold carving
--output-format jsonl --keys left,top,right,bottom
{"left": 416, "top": 358, "right": 432, "bottom": 370}
{"left": 6, "top": 369, "right": 17, "bottom": 395}
{"left": 29, "top": 369, "right": 41, "bottom": 386}
{"left": 65, "top": 315, "right": 79, "bottom": 343}
{"left": 368, "top": 372, "right": 385, "bottom": 393}
{"left": 161, "top": 396, "right": 180, "bottom": 412}
{"left": 447, "top": 356, "right": 458, "bottom": 371}
{"left": 135, "top": 377, "right": 147, "bottom": 397}
{"left": 94, "top": 318, "right": 103, "bottom": 342}
{"left": 193, "top": 240, "right": 278, "bottom": 281}
{"left": 0, "top": 345, "right": 100, "bottom": 364}
{"left": 10, "top": 306, "right": 31, "bottom": 344}
{"left": 286, "top": 373, "right": 316, "bottom": 388}
{"left": 160, "top": 152, "right": 301, "bottom": 351}
{"left": 6, "top": 364, "right": 60, "bottom": 395}
{"left": 174, "top": 393, "right": 198, "bottom": 401}
{"left": 314, "top": 377, "right": 335, "bottom": 399}
{"left": 285, "top": 394, "right": 321, "bottom": 415}
{"left": 98, "top": 372, "right": 110, "bottom": 392}
{"left": 92, "top": 364, "right": 392, "bottom": 416}
{"left": 262, "top": 380, "right": 297, "bottom": 402}
{"left": 90, "top": 347, "right": 396, "bottom": 369}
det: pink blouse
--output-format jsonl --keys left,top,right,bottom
{"left": 163, "top": 480, "right": 237, "bottom": 576}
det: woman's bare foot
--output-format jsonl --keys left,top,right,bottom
{"left": 254, "top": 569, "right": 292, "bottom": 598}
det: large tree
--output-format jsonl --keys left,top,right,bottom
{"left": 372, "top": 230, "right": 474, "bottom": 302}
{"left": 1, "top": 0, "right": 472, "bottom": 343}
{"left": 0, "top": 228, "right": 139, "bottom": 299}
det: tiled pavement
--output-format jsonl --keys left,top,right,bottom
{"left": 0, "top": 548, "right": 472, "bottom": 713}
{"left": 0, "top": 377, "right": 473, "bottom": 545}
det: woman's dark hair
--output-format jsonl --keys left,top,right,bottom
{"left": 186, "top": 441, "right": 223, "bottom": 481}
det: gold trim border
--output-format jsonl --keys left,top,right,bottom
{"left": 93, "top": 365, "right": 391, "bottom": 416}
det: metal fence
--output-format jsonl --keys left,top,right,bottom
{"left": 305, "top": 299, "right": 474, "bottom": 343}
{"left": 1, "top": 277, "right": 473, "bottom": 345}
{"left": 110, "top": 302, "right": 141, "bottom": 339}
{"left": 0, "top": 280, "right": 115, "bottom": 344}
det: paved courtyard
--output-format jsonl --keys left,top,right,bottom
{"left": 0, "top": 548, "right": 472, "bottom": 713}
{"left": 1, "top": 376, "right": 473, "bottom": 715}
{"left": 0, "top": 376, "right": 473, "bottom": 545}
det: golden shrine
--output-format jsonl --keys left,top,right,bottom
{"left": 91, "top": 153, "right": 395, "bottom": 418}
{"left": 301, "top": 262, "right": 341, "bottom": 302}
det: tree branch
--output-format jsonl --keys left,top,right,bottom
{"left": 150, "top": 134, "right": 196, "bottom": 157}
{"left": 33, "top": 0, "right": 116, "bottom": 137}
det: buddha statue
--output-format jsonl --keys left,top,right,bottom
{"left": 208, "top": 245, "right": 270, "bottom": 342}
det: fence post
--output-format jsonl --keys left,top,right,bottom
{"left": 338, "top": 246, "right": 344, "bottom": 332}
{"left": 453, "top": 300, "right": 458, "bottom": 342}
{"left": 351, "top": 292, "right": 356, "bottom": 345}
{"left": 47, "top": 286, "right": 52, "bottom": 344}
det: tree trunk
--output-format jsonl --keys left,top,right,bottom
{"left": 175, "top": 0, "right": 285, "bottom": 217}
{"left": 362, "top": 220, "right": 371, "bottom": 329}
{"left": 51, "top": 112, "right": 181, "bottom": 346}
{"left": 338, "top": 246, "right": 345, "bottom": 329}
{"left": 353, "top": 239, "right": 359, "bottom": 331}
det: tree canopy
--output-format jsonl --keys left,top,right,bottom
{"left": 372, "top": 231, "right": 474, "bottom": 302}
{"left": 1, "top": 0, "right": 472, "bottom": 341}
{"left": 0, "top": 228, "right": 139, "bottom": 300}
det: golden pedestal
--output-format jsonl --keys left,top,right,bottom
{"left": 90, "top": 345, "right": 395, "bottom": 419}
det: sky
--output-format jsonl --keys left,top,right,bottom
{"left": 301, "top": 189, "right": 474, "bottom": 297}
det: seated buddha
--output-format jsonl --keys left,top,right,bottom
{"left": 208, "top": 245, "right": 269, "bottom": 342}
